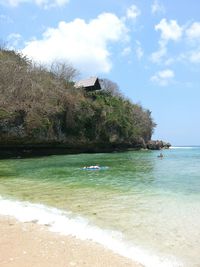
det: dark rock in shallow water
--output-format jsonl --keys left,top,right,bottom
{"left": 147, "top": 140, "right": 171, "bottom": 150}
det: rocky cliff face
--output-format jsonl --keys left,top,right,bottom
{"left": 0, "top": 106, "right": 170, "bottom": 158}
{"left": 0, "top": 48, "right": 169, "bottom": 158}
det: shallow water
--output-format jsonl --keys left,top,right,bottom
{"left": 0, "top": 148, "right": 200, "bottom": 267}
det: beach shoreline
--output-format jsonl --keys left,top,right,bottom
{"left": 0, "top": 216, "right": 142, "bottom": 267}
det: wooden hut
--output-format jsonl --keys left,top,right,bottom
{"left": 75, "top": 77, "right": 101, "bottom": 91}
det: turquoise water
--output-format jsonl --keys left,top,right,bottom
{"left": 0, "top": 147, "right": 200, "bottom": 266}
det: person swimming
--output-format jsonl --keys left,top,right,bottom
{"left": 158, "top": 152, "right": 163, "bottom": 158}
{"left": 83, "top": 165, "right": 100, "bottom": 169}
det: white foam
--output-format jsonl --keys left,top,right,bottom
{"left": 0, "top": 196, "right": 182, "bottom": 267}
{"left": 170, "top": 146, "right": 196, "bottom": 149}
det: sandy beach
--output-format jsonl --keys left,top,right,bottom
{"left": 0, "top": 216, "right": 142, "bottom": 267}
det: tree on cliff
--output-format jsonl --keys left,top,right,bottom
{"left": 0, "top": 48, "right": 156, "bottom": 148}
{"left": 99, "top": 78, "right": 121, "bottom": 97}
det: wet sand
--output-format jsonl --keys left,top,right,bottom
{"left": 0, "top": 216, "right": 142, "bottom": 267}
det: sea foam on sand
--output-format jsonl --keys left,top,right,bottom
{"left": 0, "top": 196, "right": 182, "bottom": 267}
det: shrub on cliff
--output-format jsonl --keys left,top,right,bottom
{"left": 0, "top": 48, "right": 156, "bottom": 147}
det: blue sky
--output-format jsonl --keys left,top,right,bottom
{"left": 1, "top": 0, "right": 200, "bottom": 145}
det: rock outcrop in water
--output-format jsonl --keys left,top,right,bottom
{"left": 0, "top": 48, "right": 169, "bottom": 158}
{"left": 147, "top": 140, "right": 171, "bottom": 150}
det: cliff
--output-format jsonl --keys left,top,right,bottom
{"left": 0, "top": 48, "right": 160, "bottom": 158}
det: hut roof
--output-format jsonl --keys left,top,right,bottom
{"left": 75, "top": 77, "right": 101, "bottom": 90}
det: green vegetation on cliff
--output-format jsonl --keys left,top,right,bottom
{"left": 0, "top": 48, "right": 156, "bottom": 150}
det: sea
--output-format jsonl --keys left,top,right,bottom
{"left": 0, "top": 147, "right": 200, "bottom": 267}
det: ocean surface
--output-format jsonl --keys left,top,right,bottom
{"left": 0, "top": 147, "right": 200, "bottom": 267}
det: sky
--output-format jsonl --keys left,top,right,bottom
{"left": 1, "top": 0, "right": 200, "bottom": 145}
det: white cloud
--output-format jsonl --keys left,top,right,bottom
{"left": 135, "top": 41, "right": 143, "bottom": 60}
{"left": 189, "top": 50, "right": 200, "bottom": 63}
{"left": 0, "top": 14, "right": 13, "bottom": 23}
{"left": 150, "top": 19, "right": 200, "bottom": 68}
{"left": 155, "top": 18, "right": 183, "bottom": 42}
{"left": 151, "top": 41, "right": 167, "bottom": 63}
{"left": 22, "top": 13, "right": 128, "bottom": 74}
{"left": 177, "top": 47, "right": 200, "bottom": 66}
{"left": 7, "top": 33, "right": 23, "bottom": 48}
{"left": 164, "top": 57, "right": 175, "bottom": 66}
{"left": 126, "top": 4, "right": 141, "bottom": 20}
{"left": 183, "top": 22, "right": 200, "bottom": 64}
{"left": 151, "top": 0, "right": 165, "bottom": 15}
{"left": 186, "top": 22, "right": 200, "bottom": 40}
{"left": 121, "top": 46, "right": 132, "bottom": 57}
{"left": 0, "top": 0, "right": 69, "bottom": 8}
{"left": 151, "top": 19, "right": 183, "bottom": 64}
{"left": 151, "top": 69, "right": 174, "bottom": 86}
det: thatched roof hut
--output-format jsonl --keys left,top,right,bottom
{"left": 75, "top": 77, "right": 101, "bottom": 91}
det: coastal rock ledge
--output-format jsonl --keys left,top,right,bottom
{"left": 0, "top": 140, "right": 171, "bottom": 159}
{"left": 146, "top": 140, "right": 171, "bottom": 150}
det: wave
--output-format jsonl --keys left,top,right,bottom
{"left": 0, "top": 196, "right": 182, "bottom": 267}
{"left": 170, "top": 146, "right": 198, "bottom": 149}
